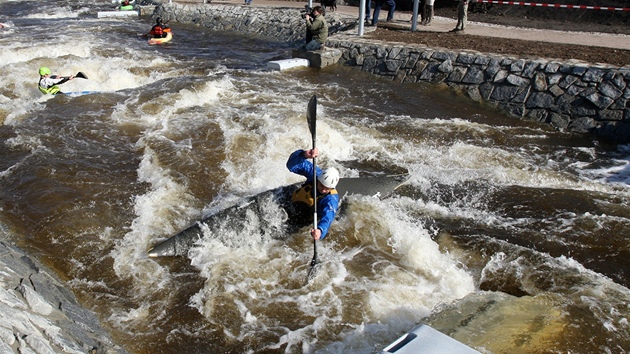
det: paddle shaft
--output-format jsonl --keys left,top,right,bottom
{"left": 308, "top": 95, "right": 319, "bottom": 268}
{"left": 311, "top": 110, "right": 319, "bottom": 266}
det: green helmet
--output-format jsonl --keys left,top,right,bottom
{"left": 39, "top": 67, "right": 51, "bottom": 76}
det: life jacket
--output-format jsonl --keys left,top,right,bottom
{"left": 38, "top": 78, "right": 61, "bottom": 95}
{"left": 291, "top": 183, "right": 337, "bottom": 208}
{"left": 38, "top": 85, "right": 60, "bottom": 94}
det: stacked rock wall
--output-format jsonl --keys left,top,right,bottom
{"left": 330, "top": 36, "right": 630, "bottom": 142}
{"left": 155, "top": 3, "right": 630, "bottom": 143}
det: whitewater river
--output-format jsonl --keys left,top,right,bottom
{"left": 1, "top": 0, "right": 629, "bottom": 353}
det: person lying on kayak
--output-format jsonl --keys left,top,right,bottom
{"left": 145, "top": 17, "right": 170, "bottom": 39}
{"left": 38, "top": 67, "right": 75, "bottom": 95}
{"left": 286, "top": 147, "right": 340, "bottom": 241}
{"left": 119, "top": 0, "right": 133, "bottom": 10}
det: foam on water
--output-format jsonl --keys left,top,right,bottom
{"left": 181, "top": 191, "right": 476, "bottom": 351}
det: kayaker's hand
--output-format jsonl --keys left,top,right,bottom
{"left": 304, "top": 148, "right": 319, "bottom": 159}
{"left": 310, "top": 228, "right": 321, "bottom": 240}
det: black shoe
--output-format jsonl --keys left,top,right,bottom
{"left": 449, "top": 28, "right": 460, "bottom": 32}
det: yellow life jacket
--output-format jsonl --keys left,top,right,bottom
{"left": 38, "top": 84, "right": 60, "bottom": 95}
{"left": 292, "top": 183, "right": 337, "bottom": 207}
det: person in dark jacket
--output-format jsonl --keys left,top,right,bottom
{"left": 304, "top": 6, "right": 328, "bottom": 50}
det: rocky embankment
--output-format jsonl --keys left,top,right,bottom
{"left": 0, "top": 241, "right": 125, "bottom": 354}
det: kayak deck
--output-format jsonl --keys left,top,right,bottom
{"left": 148, "top": 175, "right": 405, "bottom": 257}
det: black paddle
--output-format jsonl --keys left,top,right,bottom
{"left": 58, "top": 72, "right": 88, "bottom": 80}
{"left": 306, "top": 95, "right": 320, "bottom": 284}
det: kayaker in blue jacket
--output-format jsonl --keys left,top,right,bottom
{"left": 286, "top": 148, "right": 340, "bottom": 241}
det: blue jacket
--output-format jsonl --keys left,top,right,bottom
{"left": 286, "top": 149, "right": 339, "bottom": 240}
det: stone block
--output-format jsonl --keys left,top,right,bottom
{"left": 466, "top": 85, "right": 483, "bottom": 102}
{"left": 389, "top": 46, "right": 405, "bottom": 60}
{"left": 548, "top": 73, "right": 563, "bottom": 86}
{"left": 586, "top": 92, "right": 614, "bottom": 109}
{"left": 572, "top": 104, "right": 597, "bottom": 117}
{"left": 533, "top": 72, "right": 548, "bottom": 91}
{"left": 554, "top": 93, "right": 575, "bottom": 113}
{"left": 525, "top": 109, "right": 549, "bottom": 123}
{"left": 420, "top": 50, "right": 434, "bottom": 60}
{"left": 611, "top": 73, "right": 628, "bottom": 90}
{"left": 571, "top": 66, "right": 589, "bottom": 76}
{"left": 432, "top": 51, "right": 455, "bottom": 62}
{"left": 566, "top": 84, "right": 585, "bottom": 96}
{"left": 448, "top": 66, "right": 467, "bottom": 83}
{"left": 510, "top": 59, "right": 526, "bottom": 73}
{"left": 522, "top": 61, "right": 541, "bottom": 78}
{"left": 419, "top": 62, "right": 440, "bottom": 81}
{"left": 456, "top": 54, "right": 476, "bottom": 65}
{"left": 610, "top": 98, "right": 627, "bottom": 110}
{"left": 385, "top": 59, "right": 404, "bottom": 72}
{"left": 479, "top": 82, "right": 494, "bottom": 101}
{"left": 550, "top": 112, "right": 570, "bottom": 129}
{"left": 545, "top": 62, "right": 561, "bottom": 73}
{"left": 474, "top": 56, "right": 490, "bottom": 66}
{"left": 583, "top": 68, "right": 605, "bottom": 82}
{"left": 512, "top": 87, "right": 531, "bottom": 104}
{"left": 462, "top": 66, "right": 485, "bottom": 84}
{"left": 292, "top": 48, "right": 342, "bottom": 68}
{"left": 403, "top": 53, "right": 420, "bottom": 70}
{"left": 493, "top": 69, "right": 508, "bottom": 83}
{"left": 559, "top": 75, "right": 578, "bottom": 89}
{"left": 526, "top": 92, "right": 555, "bottom": 109}
{"left": 568, "top": 116, "right": 597, "bottom": 133}
{"left": 506, "top": 74, "right": 529, "bottom": 87}
{"left": 410, "top": 60, "right": 428, "bottom": 76}
{"left": 599, "top": 82, "right": 623, "bottom": 100}
{"left": 485, "top": 58, "right": 501, "bottom": 77}
{"left": 491, "top": 85, "right": 520, "bottom": 101}
{"left": 598, "top": 110, "right": 624, "bottom": 121}
{"left": 549, "top": 84, "right": 565, "bottom": 97}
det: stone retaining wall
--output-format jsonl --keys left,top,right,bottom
{"left": 155, "top": 3, "right": 630, "bottom": 143}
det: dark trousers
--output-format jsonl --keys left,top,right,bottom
{"left": 372, "top": 0, "right": 395, "bottom": 25}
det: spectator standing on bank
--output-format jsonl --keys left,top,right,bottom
{"left": 371, "top": 0, "right": 396, "bottom": 26}
{"left": 422, "top": 0, "right": 435, "bottom": 25}
{"left": 451, "top": 0, "right": 468, "bottom": 32}
{"left": 410, "top": 0, "right": 426, "bottom": 25}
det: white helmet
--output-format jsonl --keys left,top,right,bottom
{"left": 318, "top": 167, "right": 340, "bottom": 188}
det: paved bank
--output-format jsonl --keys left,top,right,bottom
{"left": 215, "top": 0, "right": 630, "bottom": 50}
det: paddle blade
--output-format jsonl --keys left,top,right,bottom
{"left": 307, "top": 95, "right": 317, "bottom": 138}
{"left": 75, "top": 72, "right": 88, "bottom": 79}
{"left": 305, "top": 258, "right": 320, "bottom": 285}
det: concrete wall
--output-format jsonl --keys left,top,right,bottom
{"left": 154, "top": 3, "right": 630, "bottom": 143}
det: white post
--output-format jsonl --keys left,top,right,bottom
{"left": 411, "top": 0, "right": 419, "bottom": 31}
{"left": 358, "top": 0, "right": 365, "bottom": 36}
